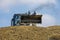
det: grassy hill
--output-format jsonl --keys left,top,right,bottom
{"left": 0, "top": 26, "right": 60, "bottom": 40}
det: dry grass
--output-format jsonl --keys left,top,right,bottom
{"left": 47, "top": 26, "right": 60, "bottom": 36}
{"left": 0, "top": 26, "right": 60, "bottom": 40}
{"left": 47, "top": 26, "right": 60, "bottom": 40}
{"left": 0, "top": 26, "right": 48, "bottom": 40}
{"left": 48, "top": 34, "right": 60, "bottom": 40}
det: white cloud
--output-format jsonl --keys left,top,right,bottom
{"left": 0, "top": 0, "right": 17, "bottom": 12}
{"left": 18, "top": 0, "right": 57, "bottom": 11}
{"left": 0, "top": 0, "right": 57, "bottom": 12}
{"left": 37, "top": 14, "right": 56, "bottom": 27}
{"left": 42, "top": 14, "right": 56, "bottom": 27}
{"left": 0, "top": 0, "right": 16, "bottom": 7}
{"left": 19, "top": 0, "right": 56, "bottom": 5}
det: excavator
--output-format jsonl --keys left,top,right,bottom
{"left": 11, "top": 11, "right": 42, "bottom": 26}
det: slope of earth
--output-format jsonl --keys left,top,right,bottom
{"left": 47, "top": 26, "right": 60, "bottom": 40}
{"left": 0, "top": 26, "right": 48, "bottom": 40}
{"left": 47, "top": 26, "right": 60, "bottom": 36}
{"left": 0, "top": 26, "right": 60, "bottom": 40}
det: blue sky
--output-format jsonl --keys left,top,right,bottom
{"left": 0, "top": 0, "right": 60, "bottom": 27}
